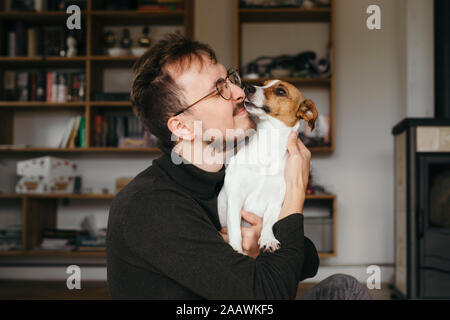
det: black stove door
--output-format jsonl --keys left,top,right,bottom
{"left": 418, "top": 154, "right": 450, "bottom": 298}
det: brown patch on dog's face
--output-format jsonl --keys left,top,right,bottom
{"left": 263, "top": 81, "right": 318, "bottom": 129}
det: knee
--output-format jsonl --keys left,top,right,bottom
{"left": 322, "top": 274, "right": 361, "bottom": 289}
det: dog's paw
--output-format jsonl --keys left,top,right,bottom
{"left": 258, "top": 236, "right": 280, "bottom": 253}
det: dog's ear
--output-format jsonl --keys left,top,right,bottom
{"left": 296, "top": 99, "right": 318, "bottom": 130}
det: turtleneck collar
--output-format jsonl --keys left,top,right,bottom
{"left": 153, "top": 144, "right": 225, "bottom": 198}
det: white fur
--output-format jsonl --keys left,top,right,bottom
{"left": 218, "top": 81, "right": 300, "bottom": 254}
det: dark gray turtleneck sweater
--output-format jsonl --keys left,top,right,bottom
{"left": 106, "top": 147, "right": 319, "bottom": 299}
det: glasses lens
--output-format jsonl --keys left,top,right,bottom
{"left": 217, "top": 78, "right": 231, "bottom": 100}
{"left": 228, "top": 69, "right": 241, "bottom": 88}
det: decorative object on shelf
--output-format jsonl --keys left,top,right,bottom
{"left": 115, "top": 177, "right": 133, "bottom": 193}
{"left": 119, "top": 28, "right": 133, "bottom": 53}
{"left": 66, "top": 31, "right": 78, "bottom": 57}
{"left": 132, "top": 26, "right": 151, "bottom": 56}
{"left": 15, "top": 156, "right": 78, "bottom": 194}
{"left": 243, "top": 62, "right": 259, "bottom": 79}
{"left": 103, "top": 30, "right": 117, "bottom": 52}
{"left": 243, "top": 50, "right": 331, "bottom": 80}
{"left": 0, "top": 226, "right": 22, "bottom": 251}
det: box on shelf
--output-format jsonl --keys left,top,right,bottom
{"left": 16, "top": 156, "right": 78, "bottom": 194}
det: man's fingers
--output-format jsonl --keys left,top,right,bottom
{"left": 220, "top": 226, "right": 228, "bottom": 234}
{"left": 241, "top": 209, "right": 262, "bottom": 227}
{"left": 287, "top": 131, "right": 301, "bottom": 155}
{"left": 220, "top": 232, "right": 228, "bottom": 242}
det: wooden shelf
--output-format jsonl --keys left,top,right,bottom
{"left": 0, "top": 147, "right": 162, "bottom": 153}
{"left": 90, "top": 101, "right": 131, "bottom": 107}
{"left": 0, "top": 250, "right": 24, "bottom": 256}
{"left": 0, "top": 193, "right": 116, "bottom": 199}
{"left": 0, "top": 102, "right": 86, "bottom": 108}
{"left": 25, "top": 250, "right": 105, "bottom": 257}
{"left": 0, "top": 10, "right": 88, "bottom": 22}
{"left": 243, "top": 77, "right": 331, "bottom": 87}
{"left": 239, "top": 7, "right": 331, "bottom": 23}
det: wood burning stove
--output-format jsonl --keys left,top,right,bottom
{"left": 392, "top": 119, "right": 450, "bottom": 299}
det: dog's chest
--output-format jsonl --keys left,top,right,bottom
{"left": 225, "top": 137, "right": 287, "bottom": 217}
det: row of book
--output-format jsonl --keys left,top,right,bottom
{"left": 137, "top": 0, "right": 184, "bottom": 11}
{"left": 7, "top": 22, "right": 85, "bottom": 57}
{"left": 59, "top": 115, "right": 86, "bottom": 148}
{"left": 4, "top": 0, "right": 87, "bottom": 11}
{"left": 0, "top": 227, "right": 22, "bottom": 251}
{"left": 4, "top": 70, "right": 86, "bottom": 102}
{"left": 93, "top": 114, "right": 158, "bottom": 148}
{"left": 34, "top": 228, "right": 105, "bottom": 252}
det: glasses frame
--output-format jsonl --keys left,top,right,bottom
{"left": 173, "top": 68, "right": 241, "bottom": 116}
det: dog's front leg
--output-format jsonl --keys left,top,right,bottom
{"left": 225, "top": 192, "right": 245, "bottom": 254}
{"left": 259, "top": 204, "right": 282, "bottom": 252}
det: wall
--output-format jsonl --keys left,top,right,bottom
{"left": 0, "top": 0, "right": 434, "bottom": 286}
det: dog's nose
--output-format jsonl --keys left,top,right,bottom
{"left": 244, "top": 85, "right": 256, "bottom": 95}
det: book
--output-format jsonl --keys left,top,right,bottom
{"left": 17, "top": 72, "right": 29, "bottom": 101}
{"left": 4, "top": 71, "right": 17, "bottom": 101}
{"left": 8, "top": 31, "right": 16, "bottom": 56}
{"left": 27, "top": 27, "right": 36, "bottom": 57}
{"left": 36, "top": 71, "right": 46, "bottom": 101}
{"left": 51, "top": 71, "right": 58, "bottom": 102}
{"left": 59, "top": 117, "right": 76, "bottom": 148}
{"left": 78, "top": 116, "right": 86, "bottom": 148}
{"left": 67, "top": 115, "right": 81, "bottom": 148}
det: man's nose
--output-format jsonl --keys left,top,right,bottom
{"left": 244, "top": 85, "right": 256, "bottom": 96}
{"left": 231, "top": 82, "right": 246, "bottom": 102}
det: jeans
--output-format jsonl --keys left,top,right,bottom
{"left": 297, "top": 274, "right": 373, "bottom": 300}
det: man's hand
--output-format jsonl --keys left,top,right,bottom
{"left": 278, "top": 132, "right": 311, "bottom": 221}
{"left": 219, "top": 209, "right": 263, "bottom": 259}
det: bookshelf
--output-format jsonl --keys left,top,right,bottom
{"left": 234, "top": 0, "right": 336, "bottom": 154}
{"left": 234, "top": 0, "right": 337, "bottom": 257}
{"left": 0, "top": 0, "right": 337, "bottom": 261}
{"left": 0, "top": 0, "right": 194, "bottom": 260}
{"left": 0, "top": 192, "right": 335, "bottom": 259}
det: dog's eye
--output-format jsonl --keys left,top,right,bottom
{"left": 275, "top": 88, "right": 287, "bottom": 96}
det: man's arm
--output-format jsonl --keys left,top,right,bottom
{"left": 124, "top": 191, "right": 305, "bottom": 300}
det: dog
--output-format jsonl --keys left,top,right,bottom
{"left": 217, "top": 80, "right": 318, "bottom": 254}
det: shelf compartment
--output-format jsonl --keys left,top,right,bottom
{"left": 304, "top": 195, "right": 337, "bottom": 257}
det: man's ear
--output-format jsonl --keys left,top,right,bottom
{"left": 296, "top": 99, "right": 318, "bottom": 130}
{"left": 167, "top": 116, "right": 195, "bottom": 142}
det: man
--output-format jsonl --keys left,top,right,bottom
{"left": 106, "top": 33, "right": 371, "bottom": 300}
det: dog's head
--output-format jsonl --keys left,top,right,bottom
{"left": 243, "top": 80, "right": 318, "bottom": 130}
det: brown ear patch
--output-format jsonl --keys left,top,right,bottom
{"left": 297, "top": 99, "right": 318, "bottom": 130}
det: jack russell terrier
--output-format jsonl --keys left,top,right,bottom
{"left": 217, "top": 80, "right": 318, "bottom": 254}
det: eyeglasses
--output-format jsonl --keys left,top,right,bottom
{"left": 173, "top": 68, "right": 242, "bottom": 116}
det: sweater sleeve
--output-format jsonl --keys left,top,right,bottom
{"left": 300, "top": 237, "right": 320, "bottom": 281}
{"left": 123, "top": 190, "right": 306, "bottom": 300}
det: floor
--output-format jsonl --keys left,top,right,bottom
{"left": 0, "top": 281, "right": 392, "bottom": 300}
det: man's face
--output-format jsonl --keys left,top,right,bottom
{"left": 172, "top": 55, "right": 255, "bottom": 145}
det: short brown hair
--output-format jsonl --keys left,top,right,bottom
{"left": 130, "top": 33, "right": 217, "bottom": 149}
